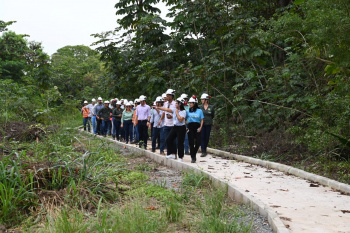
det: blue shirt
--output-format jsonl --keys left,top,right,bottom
{"left": 186, "top": 109, "right": 204, "bottom": 123}
{"left": 172, "top": 109, "right": 186, "bottom": 126}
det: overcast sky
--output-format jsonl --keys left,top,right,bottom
{"left": 0, "top": 0, "right": 169, "bottom": 55}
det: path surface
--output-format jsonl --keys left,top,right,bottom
{"left": 88, "top": 131, "right": 350, "bottom": 233}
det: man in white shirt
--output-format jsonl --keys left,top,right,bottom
{"left": 162, "top": 89, "right": 177, "bottom": 156}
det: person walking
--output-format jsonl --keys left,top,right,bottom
{"left": 186, "top": 96, "right": 204, "bottom": 163}
{"left": 93, "top": 97, "right": 104, "bottom": 135}
{"left": 180, "top": 93, "right": 190, "bottom": 155}
{"left": 162, "top": 89, "right": 177, "bottom": 156}
{"left": 121, "top": 102, "right": 134, "bottom": 144}
{"left": 135, "top": 95, "right": 151, "bottom": 149}
{"left": 200, "top": 93, "right": 215, "bottom": 157}
{"left": 132, "top": 99, "right": 140, "bottom": 144}
{"left": 151, "top": 97, "right": 164, "bottom": 152}
{"left": 98, "top": 100, "right": 113, "bottom": 137}
{"left": 112, "top": 100, "right": 123, "bottom": 141}
{"left": 89, "top": 98, "right": 96, "bottom": 133}
{"left": 156, "top": 97, "right": 187, "bottom": 161}
{"left": 81, "top": 101, "right": 91, "bottom": 132}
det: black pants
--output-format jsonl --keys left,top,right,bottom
{"left": 188, "top": 122, "right": 201, "bottom": 161}
{"left": 166, "top": 125, "right": 186, "bottom": 159}
{"left": 138, "top": 120, "right": 148, "bottom": 149}
{"left": 96, "top": 118, "right": 102, "bottom": 134}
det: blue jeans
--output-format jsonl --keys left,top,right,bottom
{"left": 92, "top": 116, "right": 97, "bottom": 134}
{"left": 124, "top": 120, "right": 133, "bottom": 143}
{"left": 152, "top": 127, "right": 162, "bottom": 150}
{"left": 101, "top": 120, "right": 111, "bottom": 136}
{"left": 184, "top": 132, "right": 189, "bottom": 153}
{"left": 160, "top": 127, "right": 165, "bottom": 153}
{"left": 107, "top": 119, "right": 112, "bottom": 135}
{"left": 134, "top": 124, "right": 139, "bottom": 141}
{"left": 164, "top": 126, "right": 176, "bottom": 155}
{"left": 201, "top": 125, "right": 212, "bottom": 152}
{"left": 113, "top": 118, "right": 121, "bottom": 140}
{"left": 83, "top": 117, "right": 91, "bottom": 131}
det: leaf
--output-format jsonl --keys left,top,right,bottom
{"left": 325, "top": 132, "right": 350, "bottom": 148}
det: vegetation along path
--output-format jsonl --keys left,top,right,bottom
{"left": 89, "top": 131, "right": 350, "bottom": 233}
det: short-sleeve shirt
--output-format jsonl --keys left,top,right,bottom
{"left": 173, "top": 109, "right": 186, "bottom": 126}
{"left": 164, "top": 101, "right": 176, "bottom": 126}
{"left": 186, "top": 109, "right": 204, "bottom": 123}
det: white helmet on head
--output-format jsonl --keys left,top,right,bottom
{"left": 176, "top": 97, "right": 185, "bottom": 104}
{"left": 188, "top": 95, "right": 198, "bottom": 103}
{"left": 129, "top": 101, "right": 134, "bottom": 106}
{"left": 125, "top": 102, "right": 131, "bottom": 106}
{"left": 124, "top": 99, "right": 128, "bottom": 103}
{"left": 104, "top": 100, "right": 110, "bottom": 104}
{"left": 110, "top": 99, "right": 115, "bottom": 102}
{"left": 115, "top": 98, "right": 119, "bottom": 102}
{"left": 116, "top": 101, "right": 122, "bottom": 105}
{"left": 155, "top": 96, "right": 164, "bottom": 102}
{"left": 180, "top": 93, "right": 188, "bottom": 99}
{"left": 84, "top": 100, "right": 88, "bottom": 104}
{"left": 165, "top": 89, "right": 176, "bottom": 96}
{"left": 134, "top": 99, "right": 140, "bottom": 104}
{"left": 98, "top": 97, "right": 103, "bottom": 101}
{"left": 200, "top": 93, "right": 210, "bottom": 100}
{"left": 161, "top": 93, "right": 167, "bottom": 99}
{"left": 92, "top": 98, "right": 96, "bottom": 102}
{"left": 139, "top": 95, "right": 147, "bottom": 101}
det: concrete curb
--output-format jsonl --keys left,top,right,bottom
{"left": 207, "top": 147, "right": 350, "bottom": 195}
{"left": 80, "top": 132, "right": 289, "bottom": 233}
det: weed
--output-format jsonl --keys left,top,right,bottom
{"left": 182, "top": 170, "right": 209, "bottom": 188}
{"left": 165, "top": 199, "right": 183, "bottom": 222}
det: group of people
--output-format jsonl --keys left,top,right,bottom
{"left": 81, "top": 89, "right": 215, "bottom": 163}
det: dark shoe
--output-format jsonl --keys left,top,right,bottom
{"left": 185, "top": 152, "right": 190, "bottom": 155}
{"left": 152, "top": 149, "right": 156, "bottom": 152}
{"left": 200, "top": 152, "right": 207, "bottom": 157}
{"left": 160, "top": 152, "right": 165, "bottom": 155}
{"left": 191, "top": 160, "right": 196, "bottom": 163}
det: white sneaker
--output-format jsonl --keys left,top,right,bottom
{"left": 166, "top": 155, "right": 175, "bottom": 159}
{"left": 178, "top": 158, "right": 183, "bottom": 162}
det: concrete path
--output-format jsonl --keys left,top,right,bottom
{"left": 124, "top": 141, "right": 350, "bottom": 233}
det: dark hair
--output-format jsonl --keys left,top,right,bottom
{"left": 189, "top": 103, "right": 198, "bottom": 112}
{"left": 177, "top": 101, "right": 185, "bottom": 111}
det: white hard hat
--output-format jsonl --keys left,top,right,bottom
{"left": 110, "top": 99, "right": 115, "bottom": 102}
{"left": 139, "top": 95, "right": 147, "bottom": 101}
{"left": 153, "top": 101, "right": 156, "bottom": 106}
{"left": 134, "top": 99, "right": 140, "bottom": 103}
{"left": 200, "top": 93, "right": 210, "bottom": 99}
{"left": 162, "top": 93, "right": 167, "bottom": 98}
{"left": 165, "top": 89, "right": 176, "bottom": 96}
{"left": 98, "top": 97, "right": 103, "bottom": 101}
{"left": 180, "top": 93, "right": 188, "bottom": 99}
{"left": 176, "top": 97, "right": 185, "bottom": 104}
{"left": 84, "top": 100, "right": 88, "bottom": 104}
{"left": 104, "top": 100, "right": 110, "bottom": 104}
{"left": 115, "top": 98, "right": 119, "bottom": 102}
{"left": 188, "top": 96, "right": 198, "bottom": 103}
{"left": 129, "top": 101, "right": 134, "bottom": 105}
{"left": 125, "top": 102, "right": 131, "bottom": 106}
{"left": 123, "top": 99, "right": 128, "bottom": 103}
{"left": 156, "top": 96, "right": 164, "bottom": 102}
{"left": 116, "top": 101, "right": 122, "bottom": 105}
{"left": 92, "top": 98, "right": 96, "bottom": 102}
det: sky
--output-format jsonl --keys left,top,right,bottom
{"left": 0, "top": 0, "right": 169, "bottom": 55}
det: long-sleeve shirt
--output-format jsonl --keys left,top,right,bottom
{"left": 136, "top": 104, "right": 151, "bottom": 120}
{"left": 112, "top": 108, "right": 123, "bottom": 122}
{"left": 121, "top": 110, "right": 134, "bottom": 123}
{"left": 97, "top": 107, "right": 112, "bottom": 121}
{"left": 151, "top": 109, "right": 163, "bottom": 128}
{"left": 93, "top": 103, "right": 104, "bottom": 116}
{"left": 200, "top": 105, "right": 215, "bottom": 125}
